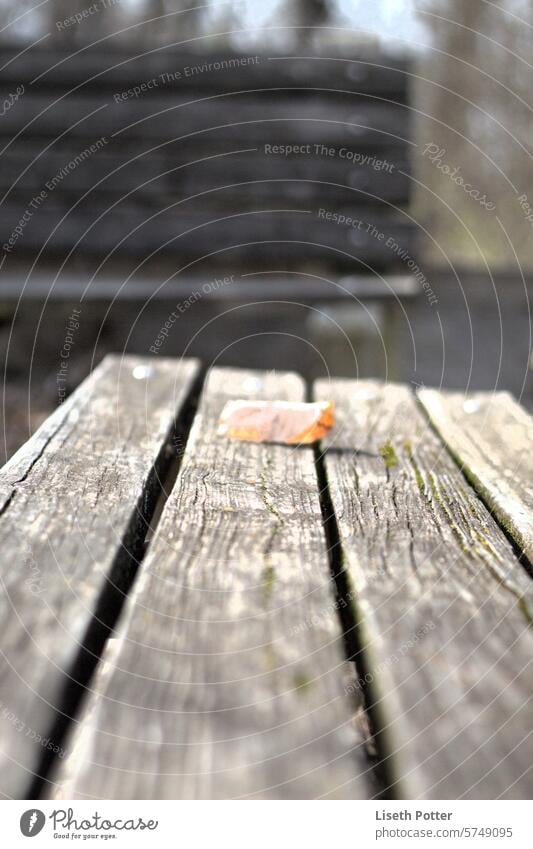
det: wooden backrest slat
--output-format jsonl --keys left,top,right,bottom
{"left": 0, "top": 50, "right": 410, "bottom": 95}
{"left": 0, "top": 49, "right": 413, "bottom": 266}
{"left": 50, "top": 367, "right": 371, "bottom": 800}
{"left": 0, "top": 95, "right": 410, "bottom": 146}
{"left": 0, "top": 272, "right": 418, "bottom": 303}
{"left": 314, "top": 379, "right": 533, "bottom": 799}
{"left": 0, "top": 148, "right": 410, "bottom": 204}
{"left": 0, "top": 354, "right": 199, "bottom": 798}
{"left": 0, "top": 202, "right": 413, "bottom": 265}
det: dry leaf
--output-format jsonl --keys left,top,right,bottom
{"left": 217, "top": 399, "right": 335, "bottom": 445}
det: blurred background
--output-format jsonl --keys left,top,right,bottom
{"left": 1, "top": 0, "right": 532, "bottom": 461}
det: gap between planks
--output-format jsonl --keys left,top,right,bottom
{"left": 31, "top": 364, "right": 202, "bottom": 797}
{"left": 47, "top": 367, "right": 378, "bottom": 800}
{"left": 12, "top": 366, "right": 530, "bottom": 801}
{"left": 314, "top": 379, "right": 533, "bottom": 799}
{"left": 0, "top": 355, "right": 202, "bottom": 799}
{"left": 417, "top": 389, "right": 533, "bottom": 576}
{"left": 30, "top": 363, "right": 205, "bottom": 798}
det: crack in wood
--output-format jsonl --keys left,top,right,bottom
{"left": 312, "top": 442, "right": 394, "bottom": 800}
{"left": 0, "top": 413, "right": 71, "bottom": 517}
{"left": 27, "top": 366, "right": 205, "bottom": 799}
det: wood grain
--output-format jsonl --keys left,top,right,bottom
{"left": 0, "top": 354, "right": 199, "bottom": 798}
{"left": 50, "top": 368, "right": 372, "bottom": 800}
{"left": 418, "top": 389, "right": 533, "bottom": 565}
{"left": 314, "top": 379, "right": 533, "bottom": 799}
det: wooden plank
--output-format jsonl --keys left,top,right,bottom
{"left": 0, "top": 203, "right": 414, "bottom": 264}
{"left": 0, "top": 354, "right": 199, "bottom": 798}
{"left": 418, "top": 390, "right": 533, "bottom": 565}
{"left": 0, "top": 50, "right": 410, "bottom": 96}
{"left": 0, "top": 148, "right": 410, "bottom": 206}
{"left": 314, "top": 379, "right": 533, "bottom": 799}
{"left": 50, "top": 368, "right": 372, "bottom": 800}
{"left": 0, "top": 272, "right": 417, "bottom": 303}
{"left": 0, "top": 95, "right": 410, "bottom": 146}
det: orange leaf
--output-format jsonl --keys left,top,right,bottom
{"left": 217, "top": 399, "right": 335, "bottom": 445}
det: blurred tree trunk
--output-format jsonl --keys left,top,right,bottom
{"left": 424, "top": 0, "right": 488, "bottom": 138}
{"left": 143, "top": 0, "right": 208, "bottom": 46}
{"left": 293, "top": 0, "right": 330, "bottom": 45}
{"left": 50, "top": 0, "right": 126, "bottom": 45}
{"left": 271, "top": 0, "right": 333, "bottom": 47}
{"left": 415, "top": 0, "right": 533, "bottom": 268}
{"left": 49, "top": 0, "right": 89, "bottom": 43}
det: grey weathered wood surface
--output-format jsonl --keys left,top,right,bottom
{"left": 0, "top": 354, "right": 199, "bottom": 799}
{"left": 418, "top": 389, "right": 533, "bottom": 566}
{"left": 314, "top": 380, "right": 533, "bottom": 799}
{"left": 50, "top": 368, "right": 371, "bottom": 800}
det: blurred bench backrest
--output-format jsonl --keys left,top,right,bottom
{"left": 0, "top": 48, "right": 413, "bottom": 273}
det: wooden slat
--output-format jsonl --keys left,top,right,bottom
{"left": 314, "top": 379, "right": 533, "bottom": 799}
{"left": 0, "top": 50, "right": 410, "bottom": 96}
{"left": 0, "top": 354, "right": 199, "bottom": 798}
{"left": 0, "top": 148, "right": 410, "bottom": 205}
{"left": 50, "top": 368, "right": 371, "bottom": 800}
{"left": 0, "top": 204, "right": 413, "bottom": 264}
{"left": 418, "top": 390, "right": 533, "bottom": 565}
{"left": 0, "top": 95, "right": 410, "bottom": 146}
{"left": 0, "top": 272, "right": 417, "bottom": 303}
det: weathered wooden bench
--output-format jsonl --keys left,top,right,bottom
{"left": 0, "top": 355, "right": 531, "bottom": 800}
{"left": 0, "top": 47, "right": 420, "bottom": 391}
{"left": 0, "top": 47, "right": 414, "bottom": 271}
{"left": 0, "top": 46, "right": 418, "bottom": 339}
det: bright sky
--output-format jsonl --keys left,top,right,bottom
{"left": 3, "top": 0, "right": 429, "bottom": 46}
{"left": 206, "top": 0, "right": 429, "bottom": 50}
{"left": 336, "top": 0, "right": 428, "bottom": 44}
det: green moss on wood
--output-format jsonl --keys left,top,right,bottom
{"left": 292, "top": 670, "right": 313, "bottom": 694}
{"left": 260, "top": 454, "right": 285, "bottom": 526}
{"left": 403, "top": 440, "right": 425, "bottom": 492}
{"left": 261, "top": 564, "right": 276, "bottom": 603}
{"left": 379, "top": 441, "right": 398, "bottom": 470}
